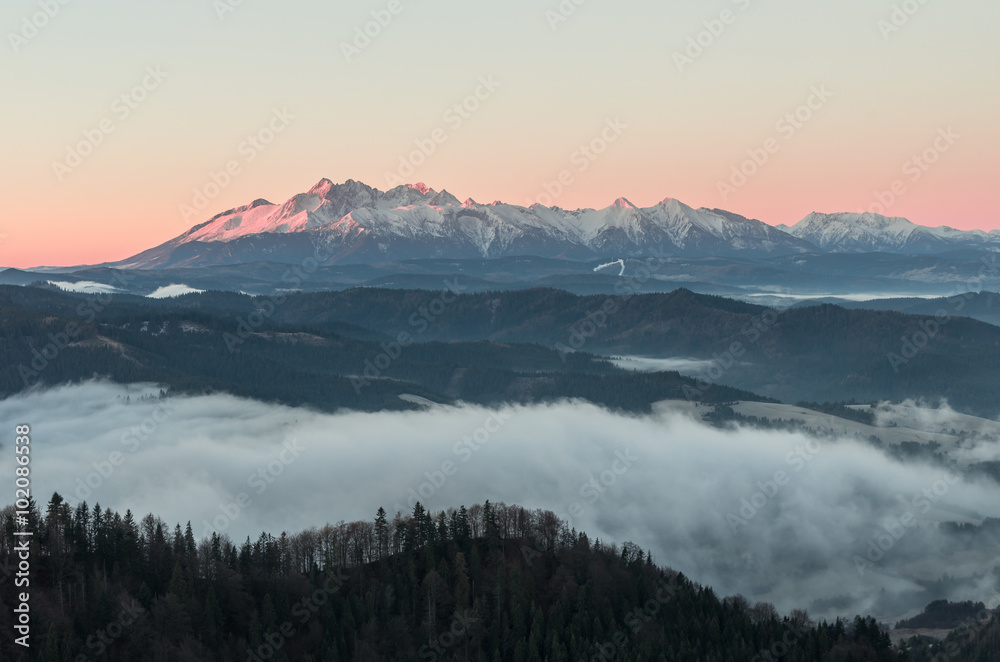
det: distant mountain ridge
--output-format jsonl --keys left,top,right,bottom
{"left": 115, "top": 179, "right": 1000, "bottom": 268}
{"left": 6, "top": 283, "right": 1000, "bottom": 416}
{"left": 779, "top": 212, "right": 1000, "bottom": 254}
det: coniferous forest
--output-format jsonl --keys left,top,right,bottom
{"left": 2, "top": 494, "right": 963, "bottom": 661}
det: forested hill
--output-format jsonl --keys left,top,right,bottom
{"left": 0, "top": 286, "right": 766, "bottom": 413}
{"left": 247, "top": 286, "right": 1000, "bottom": 413}
{"left": 7, "top": 282, "right": 1000, "bottom": 413}
{"left": 0, "top": 496, "right": 910, "bottom": 661}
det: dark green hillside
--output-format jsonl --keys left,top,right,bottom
{"left": 6, "top": 283, "right": 1000, "bottom": 414}
{"left": 0, "top": 287, "right": 763, "bottom": 413}
{"left": 0, "top": 496, "right": 905, "bottom": 661}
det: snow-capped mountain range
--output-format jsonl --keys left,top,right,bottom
{"left": 116, "top": 179, "right": 999, "bottom": 268}
{"left": 778, "top": 212, "right": 1000, "bottom": 254}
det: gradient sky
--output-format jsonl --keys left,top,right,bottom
{"left": 2, "top": 0, "right": 997, "bottom": 267}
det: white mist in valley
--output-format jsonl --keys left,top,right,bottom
{"left": 607, "top": 356, "right": 717, "bottom": 374}
{"left": 2, "top": 381, "right": 999, "bottom": 622}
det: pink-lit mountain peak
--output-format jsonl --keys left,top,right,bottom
{"left": 611, "top": 197, "right": 638, "bottom": 209}
{"left": 307, "top": 178, "right": 336, "bottom": 197}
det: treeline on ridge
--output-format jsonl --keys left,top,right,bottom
{"left": 0, "top": 495, "right": 918, "bottom": 661}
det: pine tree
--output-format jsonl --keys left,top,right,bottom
{"left": 374, "top": 507, "right": 389, "bottom": 560}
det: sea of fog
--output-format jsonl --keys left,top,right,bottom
{"left": 2, "top": 381, "right": 999, "bottom": 623}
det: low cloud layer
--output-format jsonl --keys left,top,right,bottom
{"left": 3, "top": 381, "right": 999, "bottom": 622}
{"left": 608, "top": 355, "right": 715, "bottom": 374}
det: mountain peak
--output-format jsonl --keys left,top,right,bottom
{"left": 429, "top": 189, "right": 461, "bottom": 207}
{"left": 308, "top": 178, "right": 335, "bottom": 196}
{"left": 655, "top": 197, "right": 696, "bottom": 213}
{"left": 408, "top": 182, "right": 433, "bottom": 195}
